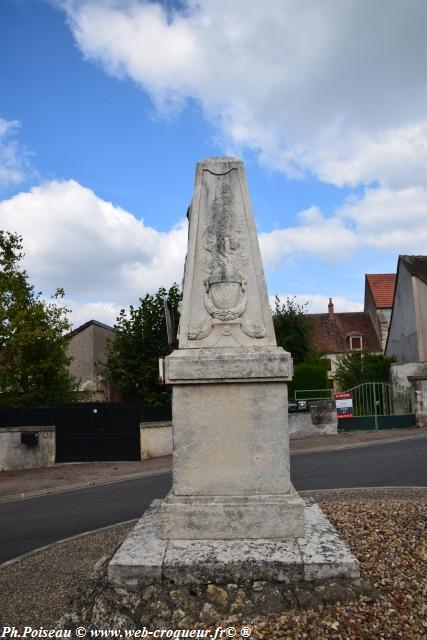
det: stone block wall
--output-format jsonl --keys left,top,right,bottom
{"left": 289, "top": 400, "right": 337, "bottom": 439}
{"left": 140, "top": 421, "right": 173, "bottom": 459}
{"left": 0, "top": 426, "right": 55, "bottom": 471}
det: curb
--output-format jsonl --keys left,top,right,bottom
{"left": 290, "top": 432, "right": 427, "bottom": 455}
{"left": 0, "top": 519, "right": 138, "bottom": 570}
{"left": 0, "top": 468, "right": 171, "bottom": 503}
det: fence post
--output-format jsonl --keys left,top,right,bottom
{"left": 373, "top": 383, "right": 379, "bottom": 430}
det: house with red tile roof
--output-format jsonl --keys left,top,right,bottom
{"left": 364, "top": 273, "right": 396, "bottom": 350}
{"left": 307, "top": 299, "right": 381, "bottom": 391}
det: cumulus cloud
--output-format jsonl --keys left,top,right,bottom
{"left": 0, "top": 117, "right": 34, "bottom": 188}
{"left": 339, "top": 186, "right": 427, "bottom": 251}
{"left": 259, "top": 206, "right": 358, "bottom": 267}
{"left": 59, "top": 0, "right": 427, "bottom": 188}
{"left": 0, "top": 179, "right": 187, "bottom": 322}
{"left": 259, "top": 183, "right": 427, "bottom": 269}
{"left": 2, "top": 177, "right": 426, "bottom": 327}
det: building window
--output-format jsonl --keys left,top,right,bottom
{"left": 349, "top": 335, "right": 363, "bottom": 350}
{"left": 323, "top": 358, "right": 332, "bottom": 371}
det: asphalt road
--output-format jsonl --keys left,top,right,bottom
{"left": 0, "top": 438, "right": 426, "bottom": 565}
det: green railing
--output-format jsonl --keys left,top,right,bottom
{"left": 340, "top": 382, "right": 414, "bottom": 431}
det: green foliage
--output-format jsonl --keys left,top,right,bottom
{"left": 106, "top": 284, "right": 182, "bottom": 406}
{"left": 334, "top": 351, "right": 396, "bottom": 391}
{"left": 272, "top": 295, "right": 312, "bottom": 364}
{"left": 288, "top": 363, "right": 329, "bottom": 399}
{"left": 0, "top": 231, "right": 78, "bottom": 407}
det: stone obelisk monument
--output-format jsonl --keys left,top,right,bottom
{"left": 161, "top": 156, "right": 304, "bottom": 539}
{"left": 109, "top": 157, "right": 359, "bottom": 598}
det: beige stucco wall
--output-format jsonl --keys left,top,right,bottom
{"left": 413, "top": 277, "right": 427, "bottom": 362}
{"left": 140, "top": 421, "right": 173, "bottom": 459}
{"left": 0, "top": 426, "right": 55, "bottom": 471}
{"left": 386, "top": 265, "right": 419, "bottom": 362}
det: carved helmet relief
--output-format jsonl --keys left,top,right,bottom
{"left": 188, "top": 169, "right": 266, "bottom": 343}
{"left": 203, "top": 180, "right": 247, "bottom": 321}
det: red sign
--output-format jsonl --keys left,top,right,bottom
{"left": 335, "top": 392, "right": 353, "bottom": 418}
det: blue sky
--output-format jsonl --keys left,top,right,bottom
{"left": 1, "top": 0, "right": 427, "bottom": 327}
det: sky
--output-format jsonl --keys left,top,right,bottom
{"left": 1, "top": 0, "right": 427, "bottom": 328}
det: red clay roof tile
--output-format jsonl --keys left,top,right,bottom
{"left": 366, "top": 274, "right": 396, "bottom": 308}
{"left": 307, "top": 312, "right": 381, "bottom": 354}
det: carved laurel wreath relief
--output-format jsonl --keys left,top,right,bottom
{"left": 188, "top": 177, "right": 265, "bottom": 342}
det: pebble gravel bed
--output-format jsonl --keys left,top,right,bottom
{"left": 249, "top": 491, "right": 426, "bottom": 639}
{"left": 0, "top": 489, "right": 425, "bottom": 639}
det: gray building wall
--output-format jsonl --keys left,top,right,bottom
{"left": 413, "top": 277, "right": 427, "bottom": 361}
{"left": 386, "top": 264, "right": 419, "bottom": 363}
{"left": 67, "top": 322, "right": 115, "bottom": 401}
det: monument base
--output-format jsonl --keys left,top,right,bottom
{"left": 108, "top": 498, "right": 359, "bottom": 591}
{"left": 160, "top": 488, "right": 304, "bottom": 539}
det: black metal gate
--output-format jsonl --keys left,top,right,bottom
{"left": 55, "top": 403, "right": 141, "bottom": 462}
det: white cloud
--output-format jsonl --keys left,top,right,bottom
{"left": 259, "top": 184, "right": 427, "bottom": 269}
{"left": 339, "top": 186, "right": 427, "bottom": 252}
{"left": 0, "top": 179, "right": 187, "bottom": 314}
{"left": 0, "top": 118, "right": 33, "bottom": 188}
{"left": 271, "top": 294, "right": 363, "bottom": 314}
{"left": 63, "top": 299, "right": 122, "bottom": 328}
{"left": 259, "top": 206, "right": 358, "bottom": 267}
{"left": 60, "top": 0, "right": 427, "bottom": 188}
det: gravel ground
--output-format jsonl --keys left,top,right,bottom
{"left": 0, "top": 522, "right": 134, "bottom": 628}
{"left": 1, "top": 488, "right": 425, "bottom": 638}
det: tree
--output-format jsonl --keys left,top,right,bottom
{"left": 334, "top": 351, "right": 396, "bottom": 391}
{"left": 0, "top": 231, "right": 78, "bottom": 407}
{"left": 106, "top": 284, "right": 182, "bottom": 406}
{"left": 272, "top": 295, "right": 313, "bottom": 364}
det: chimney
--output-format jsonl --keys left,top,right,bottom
{"left": 328, "top": 297, "right": 334, "bottom": 320}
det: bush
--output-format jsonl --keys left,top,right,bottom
{"left": 334, "top": 351, "right": 395, "bottom": 390}
{"left": 289, "top": 363, "right": 329, "bottom": 400}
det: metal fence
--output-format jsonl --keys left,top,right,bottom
{"left": 0, "top": 403, "right": 172, "bottom": 427}
{"left": 339, "top": 381, "right": 415, "bottom": 431}
{"left": 349, "top": 382, "right": 413, "bottom": 417}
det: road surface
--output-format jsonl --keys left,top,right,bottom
{"left": 0, "top": 438, "right": 425, "bottom": 564}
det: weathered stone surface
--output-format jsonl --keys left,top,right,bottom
{"left": 108, "top": 500, "right": 167, "bottom": 589}
{"left": 299, "top": 501, "right": 360, "bottom": 581}
{"left": 178, "top": 157, "right": 276, "bottom": 349}
{"left": 109, "top": 498, "right": 359, "bottom": 590}
{"left": 161, "top": 491, "right": 305, "bottom": 539}
{"left": 166, "top": 382, "right": 292, "bottom": 500}
{"left": 66, "top": 565, "right": 372, "bottom": 630}
{"left": 165, "top": 347, "right": 292, "bottom": 383}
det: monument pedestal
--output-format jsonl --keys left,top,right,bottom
{"left": 108, "top": 346, "right": 359, "bottom": 590}
{"left": 108, "top": 499, "right": 360, "bottom": 590}
{"left": 108, "top": 157, "right": 360, "bottom": 606}
{"left": 160, "top": 346, "right": 305, "bottom": 540}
